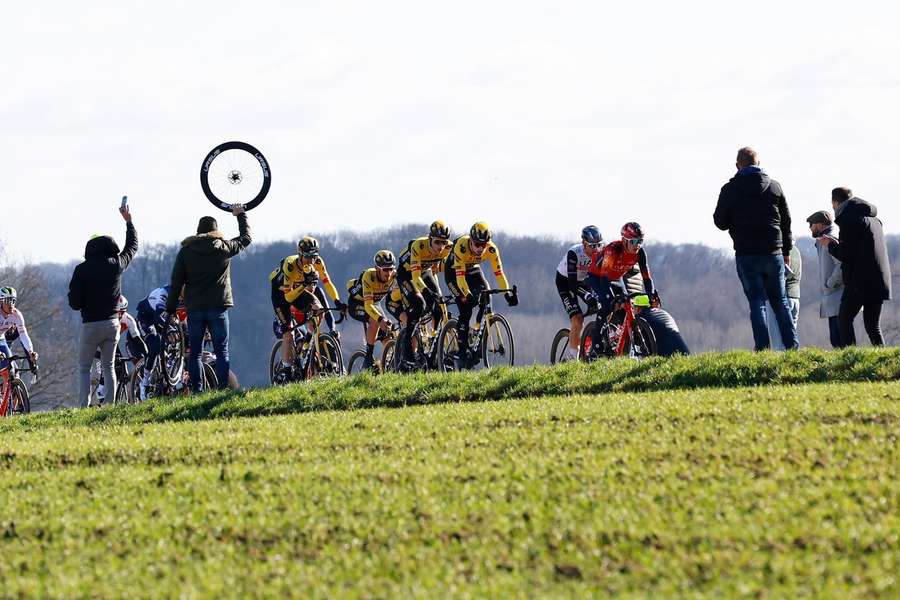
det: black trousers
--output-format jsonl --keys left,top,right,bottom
{"left": 838, "top": 295, "right": 884, "bottom": 347}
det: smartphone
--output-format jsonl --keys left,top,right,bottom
{"left": 121, "top": 195, "right": 128, "bottom": 210}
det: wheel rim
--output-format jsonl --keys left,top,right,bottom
{"left": 482, "top": 316, "right": 513, "bottom": 368}
{"left": 200, "top": 141, "right": 271, "bottom": 212}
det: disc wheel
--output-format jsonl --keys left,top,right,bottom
{"left": 10, "top": 379, "right": 30, "bottom": 415}
{"left": 436, "top": 318, "right": 461, "bottom": 373}
{"left": 550, "top": 327, "right": 571, "bottom": 365}
{"left": 481, "top": 314, "right": 515, "bottom": 368}
{"left": 200, "top": 141, "right": 271, "bottom": 212}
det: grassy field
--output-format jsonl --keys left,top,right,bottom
{"left": 0, "top": 352, "right": 897, "bottom": 597}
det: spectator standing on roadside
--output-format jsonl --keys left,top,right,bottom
{"left": 714, "top": 147, "right": 798, "bottom": 350}
{"left": 807, "top": 210, "right": 845, "bottom": 348}
{"left": 68, "top": 205, "right": 138, "bottom": 407}
{"left": 819, "top": 188, "right": 891, "bottom": 346}
{"left": 765, "top": 244, "right": 802, "bottom": 350}
{"left": 167, "top": 204, "right": 251, "bottom": 393}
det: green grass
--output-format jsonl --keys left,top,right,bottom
{"left": 7, "top": 347, "right": 900, "bottom": 429}
{"left": 1, "top": 379, "right": 898, "bottom": 597}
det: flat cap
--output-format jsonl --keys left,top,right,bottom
{"left": 806, "top": 210, "right": 833, "bottom": 225}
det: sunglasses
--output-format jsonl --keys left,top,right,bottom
{"left": 432, "top": 239, "right": 450, "bottom": 247}
{"left": 377, "top": 266, "right": 395, "bottom": 273}
{"left": 471, "top": 241, "right": 487, "bottom": 250}
{"left": 625, "top": 238, "right": 644, "bottom": 246}
{"left": 2, "top": 298, "right": 16, "bottom": 305}
{"left": 585, "top": 242, "right": 602, "bottom": 249}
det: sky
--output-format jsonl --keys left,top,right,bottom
{"left": 3, "top": 1, "right": 900, "bottom": 263}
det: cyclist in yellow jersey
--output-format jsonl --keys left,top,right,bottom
{"left": 346, "top": 250, "right": 397, "bottom": 370}
{"left": 396, "top": 220, "right": 453, "bottom": 368}
{"left": 444, "top": 222, "right": 518, "bottom": 367}
{"left": 269, "top": 253, "right": 322, "bottom": 370}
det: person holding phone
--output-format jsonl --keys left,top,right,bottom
{"left": 818, "top": 187, "right": 891, "bottom": 346}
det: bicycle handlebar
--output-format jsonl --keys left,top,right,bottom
{"left": 7, "top": 354, "right": 39, "bottom": 380}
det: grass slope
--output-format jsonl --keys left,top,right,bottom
{"left": 7, "top": 347, "right": 900, "bottom": 429}
{"left": 0, "top": 382, "right": 898, "bottom": 597}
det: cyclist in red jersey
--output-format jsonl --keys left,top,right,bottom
{"left": 587, "top": 222, "right": 657, "bottom": 321}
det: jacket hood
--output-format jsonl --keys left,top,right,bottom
{"left": 84, "top": 235, "right": 121, "bottom": 259}
{"left": 836, "top": 197, "right": 877, "bottom": 221}
{"left": 732, "top": 167, "right": 772, "bottom": 195}
{"left": 181, "top": 231, "right": 225, "bottom": 254}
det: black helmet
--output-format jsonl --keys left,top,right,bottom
{"left": 374, "top": 250, "right": 396, "bottom": 269}
{"left": 429, "top": 220, "right": 451, "bottom": 241}
{"left": 581, "top": 225, "right": 602, "bottom": 245}
{"left": 297, "top": 236, "right": 320, "bottom": 258}
{"left": 469, "top": 222, "right": 492, "bottom": 244}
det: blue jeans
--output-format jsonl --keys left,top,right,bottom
{"left": 187, "top": 308, "right": 230, "bottom": 393}
{"left": 735, "top": 254, "right": 798, "bottom": 351}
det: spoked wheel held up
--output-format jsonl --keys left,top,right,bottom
{"left": 200, "top": 141, "right": 271, "bottom": 213}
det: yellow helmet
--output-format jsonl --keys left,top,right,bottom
{"left": 469, "top": 221, "right": 492, "bottom": 244}
{"left": 429, "top": 220, "right": 451, "bottom": 241}
{"left": 374, "top": 250, "right": 396, "bottom": 269}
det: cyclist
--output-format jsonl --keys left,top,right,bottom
{"left": 135, "top": 285, "right": 178, "bottom": 398}
{"left": 295, "top": 237, "right": 347, "bottom": 327}
{"left": 586, "top": 222, "right": 658, "bottom": 326}
{"left": 0, "top": 287, "right": 38, "bottom": 394}
{"left": 556, "top": 226, "right": 604, "bottom": 361}
{"left": 395, "top": 220, "right": 453, "bottom": 369}
{"left": 346, "top": 250, "right": 397, "bottom": 371}
{"left": 444, "top": 222, "right": 517, "bottom": 369}
{"left": 270, "top": 259, "right": 322, "bottom": 375}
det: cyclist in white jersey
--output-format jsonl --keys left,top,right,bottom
{"left": 555, "top": 226, "right": 604, "bottom": 360}
{"left": 0, "top": 287, "right": 37, "bottom": 363}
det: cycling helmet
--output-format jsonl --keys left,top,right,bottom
{"left": 374, "top": 250, "right": 396, "bottom": 269}
{"left": 429, "top": 220, "right": 451, "bottom": 241}
{"left": 621, "top": 222, "right": 644, "bottom": 239}
{"left": 115, "top": 295, "right": 129, "bottom": 311}
{"left": 0, "top": 287, "right": 17, "bottom": 304}
{"left": 297, "top": 236, "right": 320, "bottom": 258}
{"left": 469, "top": 222, "right": 492, "bottom": 244}
{"left": 581, "top": 225, "right": 602, "bottom": 245}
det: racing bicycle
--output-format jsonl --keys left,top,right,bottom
{"left": 580, "top": 292, "right": 658, "bottom": 361}
{"left": 436, "top": 286, "right": 517, "bottom": 372}
{"left": 269, "top": 307, "right": 344, "bottom": 384}
{"left": 0, "top": 354, "right": 38, "bottom": 416}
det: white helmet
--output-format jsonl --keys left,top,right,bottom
{"left": 115, "top": 295, "right": 129, "bottom": 311}
{"left": 0, "top": 286, "right": 17, "bottom": 304}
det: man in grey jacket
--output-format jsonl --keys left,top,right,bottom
{"left": 807, "top": 211, "right": 845, "bottom": 348}
{"left": 167, "top": 204, "right": 251, "bottom": 393}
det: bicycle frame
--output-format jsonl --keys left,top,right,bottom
{"left": 467, "top": 287, "right": 516, "bottom": 353}
{"left": 0, "top": 354, "right": 37, "bottom": 416}
{"left": 285, "top": 307, "right": 344, "bottom": 378}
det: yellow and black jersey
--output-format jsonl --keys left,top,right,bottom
{"left": 346, "top": 268, "right": 397, "bottom": 321}
{"left": 269, "top": 255, "right": 339, "bottom": 303}
{"left": 445, "top": 235, "right": 510, "bottom": 297}
{"left": 398, "top": 237, "right": 450, "bottom": 292}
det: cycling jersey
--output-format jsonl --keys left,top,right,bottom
{"left": 0, "top": 308, "right": 33, "bottom": 353}
{"left": 588, "top": 241, "right": 653, "bottom": 291}
{"left": 269, "top": 255, "right": 339, "bottom": 303}
{"left": 398, "top": 237, "right": 450, "bottom": 293}
{"left": 445, "top": 235, "right": 509, "bottom": 297}
{"left": 557, "top": 243, "right": 594, "bottom": 285}
{"left": 119, "top": 312, "right": 138, "bottom": 336}
{"left": 347, "top": 268, "right": 396, "bottom": 321}
{"left": 144, "top": 286, "right": 170, "bottom": 314}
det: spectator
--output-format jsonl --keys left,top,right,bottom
{"left": 713, "top": 147, "right": 798, "bottom": 350}
{"left": 820, "top": 188, "right": 891, "bottom": 346}
{"left": 765, "top": 245, "right": 802, "bottom": 350}
{"left": 68, "top": 205, "right": 138, "bottom": 408}
{"left": 167, "top": 204, "right": 251, "bottom": 392}
{"left": 806, "top": 210, "right": 845, "bottom": 348}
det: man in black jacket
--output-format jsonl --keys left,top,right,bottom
{"left": 820, "top": 187, "right": 891, "bottom": 346}
{"left": 68, "top": 205, "right": 138, "bottom": 407}
{"left": 714, "top": 147, "right": 798, "bottom": 350}
{"left": 167, "top": 204, "right": 251, "bottom": 392}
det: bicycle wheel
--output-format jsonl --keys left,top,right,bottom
{"left": 200, "top": 141, "right": 271, "bottom": 212}
{"left": 550, "top": 328, "right": 571, "bottom": 365}
{"left": 580, "top": 321, "right": 608, "bottom": 362}
{"left": 114, "top": 379, "right": 128, "bottom": 405}
{"left": 381, "top": 339, "right": 398, "bottom": 373}
{"left": 630, "top": 317, "right": 658, "bottom": 358}
{"left": 10, "top": 379, "right": 30, "bottom": 415}
{"left": 312, "top": 335, "right": 344, "bottom": 377}
{"left": 202, "top": 362, "right": 218, "bottom": 391}
{"left": 481, "top": 313, "right": 515, "bottom": 368}
{"left": 347, "top": 350, "right": 368, "bottom": 375}
{"left": 128, "top": 363, "right": 144, "bottom": 403}
{"left": 269, "top": 340, "right": 283, "bottom": 385}
{"left": 161, "top": 324, "right": 185, "bottom": 387}
{"left": 436, "top": 318, "right": 460, "bottom": 373}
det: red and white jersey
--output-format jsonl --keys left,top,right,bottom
{"left": 0, "top": 307, "right": 34, "bottom": 353}
{"left": 119, "top": 312, "right": 138, "bottom": 335}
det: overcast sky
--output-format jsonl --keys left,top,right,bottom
{"left": 3, "top": 1, "right": 899, "bottom": 263}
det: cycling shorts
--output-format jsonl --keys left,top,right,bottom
{"left": 271, "top": 279, "right": 316, "bottom": 327}
{"left": 556, "top": 272, "right": 589, "bottom": 318}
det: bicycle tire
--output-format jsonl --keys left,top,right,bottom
{"left": 347, "top": 350, "right": 368, "bottom": 376}
{"left": 580, "top": 321, "right": 606, "bottom": 362}
{"left": 10, "top": 379, "right": 29, "bottom": 415}
{"left": 381, "top": 339, "right": 398, "bottom": 374}
{"left": 114, "top": 379, "right": 128, "bottom": 406}
{"left": 630, "top": 317, "right": 658, "bottom": 358}
{"left": 436, "top": 318, "right": 460, "bottom": 373}
{"left": 161, "top": 324, "right": 185, "bottom": 387}
{"left": 313, "top": 335, "right": 344, "bottom": 377}
{"left": 481, "top": 313, "right": 515, "bottom": 368}
{"left": 128, "top": 362, "right": 143, "bottom": 403}
{"left": 202, "top": 362, "right": 218, "bottom": 391}
{"left": 200, "top": 141, "right": 271, "bottom": 212}
{"left": 269, "top": 339, "right": 283, "bottom": 385}
{"left": 550, "top": 328, "right": 571, "bottom": 365}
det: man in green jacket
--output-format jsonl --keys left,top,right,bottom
{"left": 167, "top": 204, "right": 251, "bottom": 392}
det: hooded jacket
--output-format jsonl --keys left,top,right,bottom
{"left": 167, "top": 213, "right": 251, "bottom": 312}
{"left": 713, "top": 167, "right": 793, "bottom": 256}
{"left": 814, "top": 226, "right": 844, "bottom": 318}
{"left": 68, "top": 223, "right": 138, "bottom": 323}
{"left": 828, "top": 197, "right": 891, "bottom": 301}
